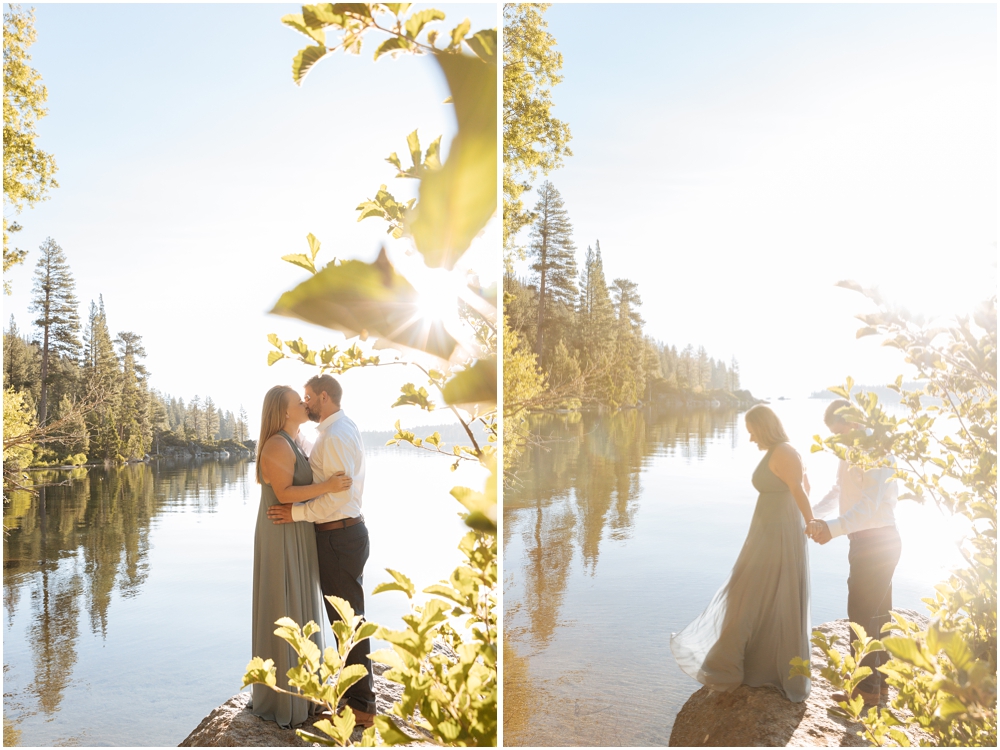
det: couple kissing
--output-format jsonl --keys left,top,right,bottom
{"left": 250, "top": 374, "right": 375, "bottom": 729}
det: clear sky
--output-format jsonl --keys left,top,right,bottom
{"left": 4, "top": 2, "right": 498, "bottom": 434}
{"left": 512, "top": 3, "right": 996, "bottom": 399}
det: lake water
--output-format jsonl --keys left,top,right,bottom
{"left": 3, "top": 441, "right": 481, "bottom": 747}
{"left": 502, "top": 400, "right": 969, "bottom": 747}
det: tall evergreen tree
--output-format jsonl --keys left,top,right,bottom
{"left": 528, "top": 181, "right": 577, "bottom": 364}
{"left": 204, "top": 396, "right": 220, "bottom": 441}
{"left": 114, "top": 330, "right": 151, "bottom": 459}
{"left": 30, "top": 237, "right": 80, "bottom": 424}
{"left": 82, "top": 296, "right": 121, "bottom": 460}
{"left": 188, "top": 396, "right": 203, "bottom": 439}
{"left": 3, "top": 315, "right": 40, "bottom": 399}
{"left": 576, "top": 242, "right": 615, "bottom": 370}
{"left": 236, "top": 405, "right": 249, "bottom": 443}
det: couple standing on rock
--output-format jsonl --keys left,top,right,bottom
{"left": 671, "top": 401, "right": 902, "bottom": 709}
{"left": 250, "top": 374, "right": 376, "bottom": 730}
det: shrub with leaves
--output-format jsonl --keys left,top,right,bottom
{"left": 794, "top": 284, "right": 996, "bottom": 747}
{"left": 243, "top": 4, "right": 497, "bottom": 746}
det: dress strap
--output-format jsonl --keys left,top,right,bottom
{"left": 277, "top": 430, "right": 307, "bottom": 461}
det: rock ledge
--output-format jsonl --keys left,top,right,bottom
{"left": 668, "top": 610, "right": 930, "bottom": 747}
{"left": 180, "top": 663, "right": 408, "bottom": 747}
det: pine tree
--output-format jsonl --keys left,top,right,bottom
{"left": 236, "top": 405, "right": 249, "bottom": 443}
{"left": 3, "top": 315, "right": 40, "bottom": 399}
{"left": 29, "top": 237, "right": 80, "bottom": 424}
{"left": 528, "top": 181, "right": 577, "bottom": 364}
{"left": 204, "top": 396, "right": 220, "bottom": 441}
{"left": 729, "top": 356, "right": 741, "bottom": 391}
{"left": 576, "top": 242, "right": 615, "bottom": 370}
{"left": 114, "top": 331, "right": 150, "bottom": 460}
{"left": 189, "top": 396, "right": 203, "bottom": 440}
{"left": 83, "top": 296, "right": 121, "bottom": 460}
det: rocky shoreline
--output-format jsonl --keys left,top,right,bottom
{"left": 179, "top": 662, "right": 411, "bottom": 747}
{"left": 668, "top": 611, "right": 931, "bottom": 747}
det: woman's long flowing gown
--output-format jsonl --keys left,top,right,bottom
{"left": 671, "top": 446, "right": 811, "bottom": 702}
{"left": 251, "top": 431, "right": 327, "bottom": 726}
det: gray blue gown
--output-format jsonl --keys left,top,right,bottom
{"left": 671, "top": 445, "right": 811, "bottom": 702}
{"left": 251, "top": 431, "right": 326, "bottom": 726}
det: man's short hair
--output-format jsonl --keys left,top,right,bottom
{"left": 824, "top": 398, "right": 852, "bottom": 428}
{"left": 305, "top": 373, "right": 342, "bottom": 405}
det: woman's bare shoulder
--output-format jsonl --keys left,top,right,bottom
{"left": 770, "top": 442, "right": 802, "bottom": 466}
{"left": 261, "top": 434, "right": 294, "bottom": 459}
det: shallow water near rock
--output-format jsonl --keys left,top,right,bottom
{"left": 503, "top": 400, "right": 968, "bottom": 746}
{"left": 3, "top": 444, "right": 475, "bottom": 747}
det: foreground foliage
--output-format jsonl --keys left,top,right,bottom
{"left": 794, "top": 285, "right": 996, "bottom": 746}
{"left": 244, "top": 4, "right": 497, "bottom": 745}
{"left": 3, "top": 4, "right": 59, "bottom": 293}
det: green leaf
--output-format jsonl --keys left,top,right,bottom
{"left": 292, "top": 44, "right": 329, "bottom": 86}
{"left": 302, "top": 4, "right": 347, "bottom": 29}
{"left": 882, "top": 636, "right": 935, "bottom": 671}
{"left": 465, "top": 28, "right": 497, "bottom": 64}
{"left": 404, "top": 8, "right": 445, "bottom": 39}
{"left": 372, "top": 716, "right": 413, "bottom": 745}
{"left": 374, "top": 35, "right": 412, "bottom": 60}
{"left": 373, "top": 580, "right": 414, "bottom": 596}
{"left": 406, "top": 129, "right": 421, "bottom": 169}
{"left": 267, "top": 351, "right": 285, "bottom": 366}
{"left": 936, "top": 695, "right": 967, "bottom": 719}
{"left": 270, "top": 247, "right": 460, "bottom": 360}
{"left": 267, "top": 333, "right": 283, "bottom": 349}
{"left": 384, "top": 4, "right": 412, "bottom": 16}
{"left": 282, "top": 253, "right": 317, "bottom": 274}
{"left": 386, "top": 568, "right": 415, "bottom": 597}
{"left": 242, "top": 656, "right": 277, "bottom": 688}
{"left": 306, "top": 232, "right": 322, "bottom": 260}
{"left": 449, "top": 18, "right": 471, "bottom": 48}
{"left": 281, "top": 13, "right": 326, "bottom": 45}
{"left": 369, "top": 648, "right": 406, "bottom": 670}
{"left": 335, "top": 663, "right": 368, "bottom": 696}
{"left": 441, "top": 357, "right": 497, "bottom": 406}
{"left": 407, "top": 53, "right": 496, "bottom": 269}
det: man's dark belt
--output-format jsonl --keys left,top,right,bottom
{"left": 848, "top": 524, "right": 897, "bottom": 542}
{"left": 316, "top": 515, "right": 364, "bottom": 532}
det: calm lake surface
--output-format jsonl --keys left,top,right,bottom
{"left": 3, "top": 439, "right": 479, "bottom": 747}
{"left": 502, "top": 400, "right": 969, "bottom": 747}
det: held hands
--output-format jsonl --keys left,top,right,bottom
{"left": 805, "top": 519, "right": 832, "bottom": 545}
{"left": 325, "top": 470, "right": 352, "bottom": 494}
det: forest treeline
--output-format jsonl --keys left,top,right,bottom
{"left": 505, "top": 181, "right": 751, "bottom": 411}
{"left": 3, "top": 238, "right": 250, "bottom": 468}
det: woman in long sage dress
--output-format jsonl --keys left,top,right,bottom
{"left": 671, "top": 405, "right": 813, "bottom": 702}
{"left": 251, "top": 385, "right": 352, "bottom": 727}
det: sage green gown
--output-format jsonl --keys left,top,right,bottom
{"left": 671, "top": 445, "right": 812, "bottom": 702}
{"left": 251, "top": 431, "right": 326, "bottom": 727}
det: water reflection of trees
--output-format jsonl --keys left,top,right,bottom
{"left": 505, "top": 408, "right": 739, "bottom": 649}
{"left": 2, "top": 460, "right": 249, "bottom": 720}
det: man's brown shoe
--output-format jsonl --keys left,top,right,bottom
{"left": 832, "top": 687, "right": 880, "bottom": 708}
{"left": 349, "top": 706, "right": 376, "bottom": 730}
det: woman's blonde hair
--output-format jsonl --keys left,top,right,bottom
{"left": 744, "top": 404, "right": 790, "bottom": 449}
{"left": 256, "top": 385, "right": 297, "bottom": 482}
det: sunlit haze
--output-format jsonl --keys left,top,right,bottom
{"left": 3, "top": 2, "right": 498, "bottom": 436}
{"left": 511, "top": 3, "right": 996, "bottom": 399}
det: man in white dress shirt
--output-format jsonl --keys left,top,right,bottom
{"left": 267, "top": 373, "right": 375, "bottom": 726}
{"left": 808, "top": 398, "right": 902, "bottom": 708}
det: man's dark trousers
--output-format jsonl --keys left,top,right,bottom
{"left": 316, "top": 521, "right": 376, "bottom": 714}
{"left": 847, "top": 525, "right": 902, "bottom": 693}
